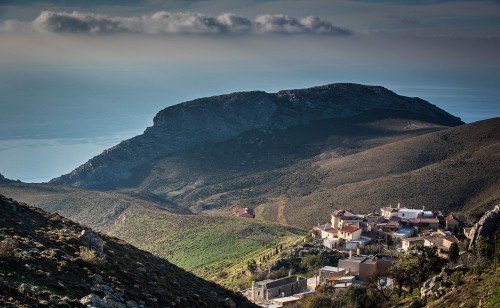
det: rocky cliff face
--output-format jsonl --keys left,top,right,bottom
{"left": 51, "top": 83, "right": 462, "bottom": 189}
{"left": 468, "top": 204, "right": 500, "bottom": 250}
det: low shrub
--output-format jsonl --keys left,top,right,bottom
{"left": 450, "top": 272, "right": 463, "bottom": 286}
{"left": 0, "top": 239, "right": 17, "bottom": 260}
{"left": 79, "top": 247, "right": 105, "bottom": 265}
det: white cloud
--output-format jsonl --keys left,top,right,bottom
{"left": 255, "top": 14, "right": 351, "bottom": 35}
{"left": 3, "top": 10, "right": 351, "bottom": 35}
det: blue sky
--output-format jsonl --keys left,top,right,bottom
{"left": 0, "top": 0, "right": 499, "bottom": 182}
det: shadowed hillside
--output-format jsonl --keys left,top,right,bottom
{"left": 0, "top": 194, "right": 255, "bottom": 307}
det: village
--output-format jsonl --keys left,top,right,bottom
{"left": 240, "top": 203, "right": 472, "bottom": 307}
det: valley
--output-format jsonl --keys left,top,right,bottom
{"left": 0, "top": 83, "right": 499, "bottom": 307}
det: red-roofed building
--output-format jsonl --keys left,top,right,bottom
{"left": 408, "top": 217, "right": 440, "bottom": 231}
{"left": 338, "top": 225, "right": 362, "bottom": 241}
{"left": 238, "top": 207, "right": 255, "bottom": 218}
{"left": 445, "top": 214, "right": 460, "bottom": 230}
{"left": 312, "top": 223, "right": 338, "bottom": 239}
{"left": 380, "top": 206, "right": 398, "bottom": 218}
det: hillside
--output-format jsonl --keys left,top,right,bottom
{"left": 51, "top": 83, "right": 462, "bottom": 189}
{"left": 0, "top": 194, "right": 255, "bottom": 307}
{"left": 155, "top": 118, "right": 498, "bottom": 228}
{"left": 0, "top": 183, "right": 305, "bottom": 283}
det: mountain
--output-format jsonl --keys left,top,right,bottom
{"left": 0, "top": 194, "right": 255, "bottom": 307}
{"left": 0, "top": 173, "right": 17, "bottom": 184}
{"left": 51, "top": 83, "right": 462, "bottom": 189}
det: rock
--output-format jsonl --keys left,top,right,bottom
{"left": 125, "top": 300, "right": 138, "bottom": 308}
{"left": 136, "top": 267, "right": 146, "bottom": 274}
{"left": 224, "top": 298, "right": 237, "bottom": 308}
{"left": 80, "top": 230, "right": 104, "bottom": 254}
{"left": 18, "top": 283, "right": 31, "bottom": 294}
{"left": 468, "top": 205, "right": 500, "bottom": 250}
{"left": 80, "top": 294, "right": 107, "bottom": 307}
{"left": 405, "top": 299, "right": 423, "bottom": 308}
{"left": 61, "top": 229, "right": 72, "bottom": 235}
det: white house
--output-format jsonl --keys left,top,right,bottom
{"left": 401, "top": 237, "right": 425, "bottom": 251}
{"left": 398, "top": 208, "right": 423, "bottom": 220}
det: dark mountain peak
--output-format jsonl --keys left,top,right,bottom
{"left": 0, "top": 173, "right": 18, "bottom": 184}
{"left": 51, "top": 83, "right": 463, "bottom": 189}
{"left": 0, "top": 194, "right": 254, "bottom": 307}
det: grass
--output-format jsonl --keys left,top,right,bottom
{"left": 108, "top": 210, "right": 306, "bottom": 286}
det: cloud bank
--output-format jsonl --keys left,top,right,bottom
{"left": 2, "top": 10, "right": 351, "bottom": 36}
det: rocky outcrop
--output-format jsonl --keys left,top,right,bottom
{"left": 468, "top": 204, "right": 500, "bottom": 251}
{"left": 50, "top": 83, "right": 463, "bottom": 189}
{"left": 420, "top": 265, "right": 468, "bottom": 300}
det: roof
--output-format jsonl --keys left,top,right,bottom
{"left": 410, "top": 217, "right": 439, "bottom": 224}
{"left": 320, "top": 266, "right": 346, "bottom": 272}
{"left": 381, "top": 207, "right": 398, "bottom": 212}
{"left": 272, "top": 296, "right": 300, "bottom": 304}
{"left": 398, "top": 208, "right": 423, "bottom": 214}
{"left": 332, "top": 210, "right": 345, "bottom": 217}
{"left": 387, "top": 221, "right": 400, "bottom": 227}
{"left": 340, "top": 226, "right": 361, "bottom": 233}
{"left": 444, "top": 235, "right": 459, "bottom": 243}
{"left": 257, "top": 276, "right": 301, "bottom": 289}
{"left": 403, "top": 237, "right": 425, "bottom": 242}
{"left": 313, "top": 223, "right": 336, "bottom": 231}
{"left": 237, "top": 207, "right": 254, "bottom": 217}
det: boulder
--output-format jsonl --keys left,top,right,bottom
{"left": 80, "top": 230, "right": 104, "bottom": 254}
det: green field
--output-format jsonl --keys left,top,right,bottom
{"left": 108, "top": 209, "right": 305, "bottom": 284}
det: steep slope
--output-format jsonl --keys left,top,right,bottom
{"left": 0, "top": 194, "right": 255, "bottom": 307}
{"left": 51, "top": 83, "right": 462, "bottom": 189}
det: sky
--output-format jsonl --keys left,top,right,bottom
{"left": 0, "top": 0, "right": 499, "bottom": 182}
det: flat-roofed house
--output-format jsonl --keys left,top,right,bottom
{"left": 252, "top": 276, "right": 307, "bottom": 301}
{"left": 401, "top": 237, "right": 425, "bottom": 251}
{"left": 338, "top": 255, "right": 398, "bottom": 281}
{"left": 319, "top": 266, "right": 346, "bottom": 284}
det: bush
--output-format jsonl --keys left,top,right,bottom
{"left": 79, "top": 247, "right": 105, "bottom": 265}
{"left": 450, "top": 272, "right": 463, "bottom": 286}
{"left": 0, "top": 239, "right": 17, "bottom": 260}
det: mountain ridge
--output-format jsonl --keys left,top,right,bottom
{"left": 51, "top": 83, "right": 462, "bottom": 189}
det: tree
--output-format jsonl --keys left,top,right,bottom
{"left": 367, "top": 272, "right": 396, "bottom": 302}
{"left": 449, "top": 242, "right": 459, "bottom": 262}
{"left": 390, "top": 244, "right": 444, "bottom": 296}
